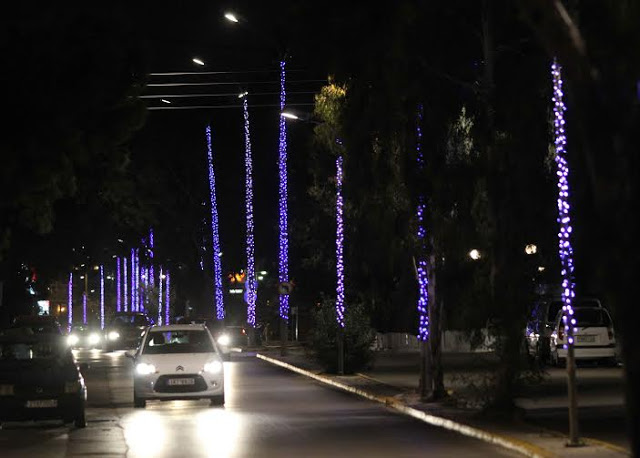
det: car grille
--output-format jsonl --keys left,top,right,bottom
{"left": 154, "top": 374, "right": 207, "bottom": 393}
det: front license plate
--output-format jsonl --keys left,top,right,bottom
{"left": 26, "top": 399, "right": 58, "bottom": 408}
{"left": 578, "top": 335, "right": 596, "bottom": 343}
{"left": 167, "top": 378, "right": 195, "bottom": 386}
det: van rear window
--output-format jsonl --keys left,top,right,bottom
{"left": 575, "top": 309, "right": 611, "bottom": 327}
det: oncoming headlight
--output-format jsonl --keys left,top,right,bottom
{"left": 88, "top": 333, "right": 101, "bottom": 345}
{"left": 204, "top": 360, "right": 223, "bottom": 374}
{"left": 217, "top": 334, "right": 230, "bottom": 346}
{"left": 67, "top": 334, "right": 80, "bottom": 346}
{"left": 135, "top": 363, "right": 157, "bottom": 375}
{"left": 108, "top": 331, "right": 120, "bottom": 341}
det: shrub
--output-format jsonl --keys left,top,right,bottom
{"left": 311, "top": 297, "right": 375, "bottom": 374}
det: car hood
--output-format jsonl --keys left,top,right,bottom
{"left": 137, "top": 353, "right": 220, "bottom": 374}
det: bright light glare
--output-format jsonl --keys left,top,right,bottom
{"left": 67, "top": 334, "right": 79, "bottom": 346}
{"left": 204, "top": 360, "right": 223, "bottom": 374}
{"left": 280, "top": 112, "right": 299, "bottom": 120}
{"left": 88, "top": 333, "right": 101, "bottom": 345}
{"left": 224, "top": 12, "right": 239, "bottom": 23}
{"left": 108, "top": 331, "right": 120, "bottom": 341}
{"left": 237, "top": 91, "right": 248, "bottom": 99}
{"left": 217, "top": 334, "right": 230, "bottom": 346}
{"left": 192, "top": 58, "right": 205, "bottom": 66}
{"left": 161, "top": 99, "right": 171, "bottom": 104}
{"left": 469, "top": 249, "right": 481, "bottom": 260}
{"left": 135, "top": 363, "right": 156, "bottom": 375}
{"left": 525, "top": 244, "right": 538, "bottom": 255}
{"left": 124, "top": 411, "right": 166, "bottom": 457}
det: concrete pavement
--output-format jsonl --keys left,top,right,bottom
{"left": 254, "top": 344, "right": 631, "bottom": 458}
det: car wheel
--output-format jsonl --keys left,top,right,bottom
{"left": 209, "top": 394, "right": 225, "bottom": 406}
{"left": 133, "top": 393, "right": 146, "bottom": 408}
{"left": 74, "top": 408, "right": 87, "bottom": 428}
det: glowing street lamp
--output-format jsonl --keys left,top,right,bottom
{"left": 469, "top": 249, "right": 481, "bottom": 260}
{"left": 525, "top": 244, "right": 538, "bottom": 255}
{"left": 192, "top": 58, "right": 205, "bottom": 66}
{"left": 224, "top": 12, "right": 239, "bottom": 23}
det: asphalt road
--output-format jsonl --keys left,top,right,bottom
{"left": 0, "top": 349, "right": 520, "bottom": 457}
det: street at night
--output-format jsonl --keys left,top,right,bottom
{"left": 2, "top": 2, "right": 639, "bottom": 457}
{"left": 0, "top": 349, "right": 520, "bottom": 458}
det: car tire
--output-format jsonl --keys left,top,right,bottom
{"left": 74, "top": 408, "right": 87, "bottom": 428}
{"left": 133, "top": 393, "right": 146, "bottom": 408}
{"left": 209, "top": 394, "right": 225, "bottom": 406}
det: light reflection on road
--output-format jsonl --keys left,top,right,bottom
{"left": 119, "top": 359, "right": 243, "bottom": 458}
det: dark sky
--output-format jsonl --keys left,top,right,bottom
{"left": 128, "top": 2, "right": 327, "bottom": 273}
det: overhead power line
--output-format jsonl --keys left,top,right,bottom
{"left": 146, "top": 79, "right": 327, "bottom": 88}
{"left": 139, "top": 91, "right": 318, "bottom": 99}
{"left": 146, "top": 103, "right": 314, "bottom": 111}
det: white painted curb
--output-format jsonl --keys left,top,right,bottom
{"left": 256, "top": 352, "right": 551, "bottom": 458}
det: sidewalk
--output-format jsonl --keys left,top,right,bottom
{"left": 253, "top": 344, "right": 631, "bottom": 458}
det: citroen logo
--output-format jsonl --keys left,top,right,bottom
{"left": 176, "top": 365, "right": 184, "bottom": 372}
{"left": 36, "top": 387, "right": 43, "bottom": 394}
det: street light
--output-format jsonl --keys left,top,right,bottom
{"left": 192, "top": 57, "right": 205, "bottom": 66}
{"left": 469, "top": 249, "right": 481, "bottom": 260}
{"left": 224, "top": 12, "right": 239, "bottom": 23}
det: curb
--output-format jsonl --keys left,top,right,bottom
{"left": 256, "top": 353, "right": 552, "bottom": 458}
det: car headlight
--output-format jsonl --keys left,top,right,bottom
{"left": 135, "top": 363, "right": 157, "bottom": 375}
{"left": 65, "top": 380, "right": 82, "bottom": 393}
{"left": 217, "top": 334, "right": 230, "bottom": 346}
{"left": 67, "top": 334, "right": 80, "bottom": 346}
{"left": 204, "top": 360, "right": 223, "bottom": 374}
{"left": 0, "top": 384, "right": 14, "bottom": 396}
{"left": 108, "top": 331, "right": 120, "bottom": 341}
{"left": 88, "top": 333, "right": 101, "bottom": 345}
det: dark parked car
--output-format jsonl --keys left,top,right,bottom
{"left": 10, "top": 315, "right": 63, "bottom": 335}
{"left": 103, "top": 312, "right": 152, "bottom": 352}
{"left": 0, "top": 330, "right": 87, "bottom": 428}
{"left": 214, "top": 325, "right": 250, "bottom": 357}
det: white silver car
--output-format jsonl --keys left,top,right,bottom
{"left": 128, "top": 324, "right": 225, "bottom": 408}
{"left": 550, "top": 306, "right": 617, "bottom": 366}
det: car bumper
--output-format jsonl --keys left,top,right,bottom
{"left": 134, "top": 373, "right": 224, "bottom": 400}
{"left": 0, "top": 393, "right": 84, "bottom": 422}
{"left": 557, "top": 345, "right": 616, "bottom": 360}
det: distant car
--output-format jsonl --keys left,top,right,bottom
{"left": 9, "top": 315, "right": 63, "bottom": 336}
{"left": 128, "top": 323, "right": 225, "bottom": 408}
{"left": 525, "top": 296, "right": 603, "bottom": 363}
{"left": 103, "top": 312, "right": 152, "bottom": 352}
{"left": 549, "top": 306, "right": 617, "bottom": 366}
{"left": 215, "top": 325, "right": 249, "bottom": 356}
{"left": 0, "top": 332, "right": 87, "bottom": 428}
{"left": 66, "top": 324, "right": 103, "bottom": 349}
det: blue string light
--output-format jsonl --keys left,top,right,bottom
{"left": 206, "top": 125, "right": 225, "bottom": 320}
{"left": 149, "top": 228, "right": 155, "bottom": 289}
{"left": 100, "top": 265, "right": 105, "bottom": 329}
{"left": 165, "top": 270, "right": 171, "bottom": 325}
{"left": 335, "top": 155, "right": 345, "bottom": 328}
{"left": 67, "top": 272, "right": 73, "bottom": 333}
{"left": 158, "top": 266, "right": 164, "bottom": 326}
{"left": 123, "top": 255, "right": 128, "bottom": 312}
{"left": 242, "top": 95, "right": 257, "bottom": 327}
{"left": 82, "top": 291, "right": 87, "bottom": 325}
{"left": 415, "top": 105, "right": 429, "bottom": 342}
{"left": 130, "top": 249, "right": 135, "bottom": 312}
{"left": 552, "top": 60, "right": 576, "bottom": 348}
{"left": 116, "top": 257, "right": 121, "bottom": 312}
{"left": 278, "top": 59, "right": 290, "bottom": 321}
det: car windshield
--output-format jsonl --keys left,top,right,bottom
{"left": 142, "top": 330, "right": 214, "bottom": 354}
{"left": 574, "top": 309, "right": 611, "bottom": 327}
{"left": 110, "top": 315, "right": 149, "bottom": 327}
{"left": 0, "top": 338, "right": 71, "bottom": 363}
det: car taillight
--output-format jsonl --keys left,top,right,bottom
{"left": 558, "top": 326, "right": 564, "bottom": 341}
{"left": 607, "top": 327, "right": 614, "bottom": 341}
